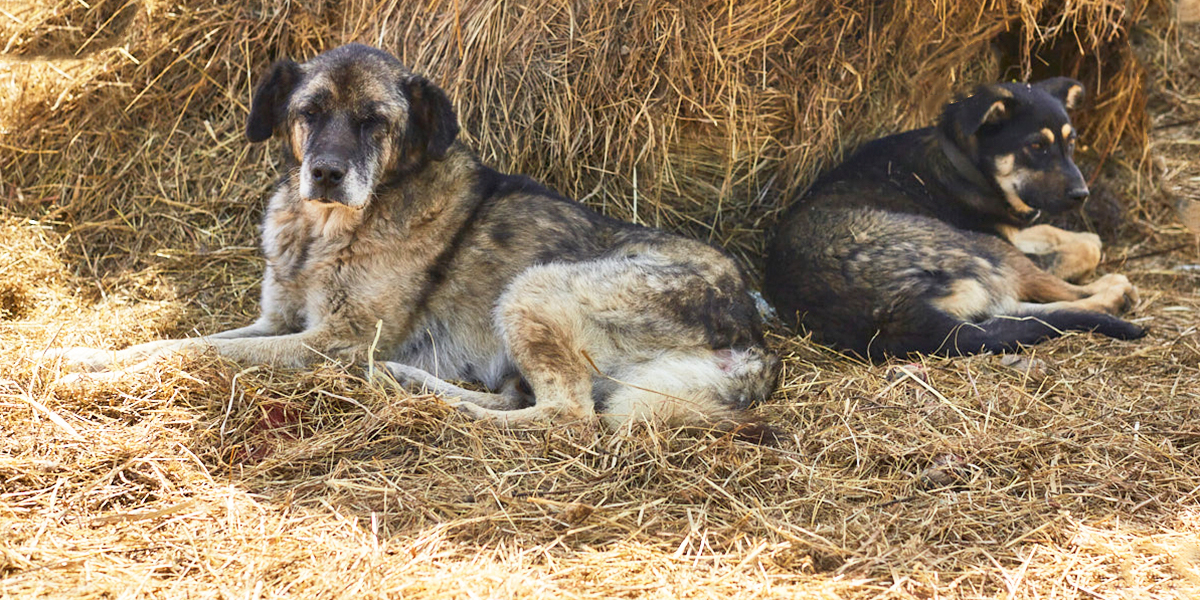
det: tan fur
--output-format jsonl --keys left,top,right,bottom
{"left": 1039, "top": 128, "right": 1055, "bottom": 143}
{"left": 1064, "top": 84, "right": 1084, "bottom": 110}
{"left": 992, "top": 154, "right": 1037, "bottom": 217}
{"left": 932, "top": 271, "right": 1019, "bottom": 320}
{"left": 1005, "top": 224, "right": 1101, "bottom": 282}
{"left": 982, "top": 100, "right": 1008, "bottom": 124}
{"left": 1012, "top": 255, "right": 1136, "bottom": 314}
{"left": 1061, "top": 123, "right": 1074, "bottom": 141}
{"left": 1017, "top": 225, "right": 1099, "bottom": 280}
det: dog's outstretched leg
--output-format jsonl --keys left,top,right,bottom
{"left": 382, "top": 362, "right": 524, "bottom": 411}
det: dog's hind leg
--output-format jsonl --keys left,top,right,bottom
{"left": 972, "top": 232, "right": 1138, "bottom": 315}
{"left": 453, "top": 265, "right": 599, "bottom": 425}
{"left": 378, "top": 263, "right": 603, "bottom": 426}
{"left": 445, "top": 258, "right": 777, "bottom": 428}
{"left": 1011, "top": 256, "right": 1138, "bottom": 315}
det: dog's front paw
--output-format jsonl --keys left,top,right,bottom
{"left": 1057, "top": 232, "right": 1102, "bottom": 282}
{"left": 452, "top": 400, "right": 490, "bottom": 420}
{"left": 381, "top": 361, "right": 426, "bottom": 391}
{"left": 42, "top": 347, "right": 116, "bottom": 372}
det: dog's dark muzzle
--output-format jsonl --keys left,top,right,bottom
{"left": 1061, "top": 158, "right": 1090, "bottom": 209}
{"left": 1066, "top": 185, "right": 1089, "bottom": 207}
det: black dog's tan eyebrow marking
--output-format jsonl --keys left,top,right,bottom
{"left": 1061, "top": 124, "right": 1075, "bottom": 140}
{"left": 1039, "top": 128, "right": 1055, "bottom": 144}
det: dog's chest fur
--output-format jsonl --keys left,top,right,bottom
{"left": 258, "top": 172, "right": 509, "bottom": 383}
{"left": 260, "top": 182, "right": 441, "bottom": 329}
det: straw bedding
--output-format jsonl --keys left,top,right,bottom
{"left": 2, "top": 1, "right": 1198, "bottom": 598}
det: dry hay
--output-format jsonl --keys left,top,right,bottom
{"left": 2, "top": 1, "right": 1199, "bottom": 598}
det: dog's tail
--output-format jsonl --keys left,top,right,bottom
{"left": 914, "top": 309, "right": 1145, "bottom": 358}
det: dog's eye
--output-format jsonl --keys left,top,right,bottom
{"left": 1029, "top": 142, "right": 1046, "bottom": 153}
{"left": 299, "top": 108, "right": 319, "bottom": 122}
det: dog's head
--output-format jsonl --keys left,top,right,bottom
{"left": 939, "top": 77, "right": 1089, "bottom": 221}
{"left": 245, "top": 43, "right": 459, "bottom": 208}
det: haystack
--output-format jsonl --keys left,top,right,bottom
{"left": 3, "top": 1, "right": 1199, "bottom": 599}
{"left": 0, "top": 0, "right": 1162, "bottom": 268}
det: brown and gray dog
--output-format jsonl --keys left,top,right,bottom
{"left": 763, "top": 78, "right": 1145, "bottom": 359}
{"left": 50, "top": 44, "right": 781, "bottom": 431}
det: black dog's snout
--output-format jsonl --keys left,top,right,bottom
{"left": 311, "top": 161, "right": 346, "bottom": 187}
{"left": 1068, "top": 187, "right": 1089, "bottom": 203}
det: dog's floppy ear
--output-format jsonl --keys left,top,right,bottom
{"left": 400, "top": 75, "right": 460, "bottom": 163}
{"left": 942, "top": 84, "right": 1019, "bottom": 143}
{"left": 1035, "top": 77, "right": 1085, "bottom": 111}
{"left": 246, "top": 59, "right": 302, "bottom": 143}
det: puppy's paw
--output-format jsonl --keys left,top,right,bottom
{"left": 1074, "top": 231, "right": 1102, "bottom": 252}
{"left": 42, "top": 347, "right": 116, "bottom": 372}
{"left": 1058, "top": 232, "right": 1102, "bottom": 281}
{"left": 1083, "top": 273, "right": 1138, "bottom": 315}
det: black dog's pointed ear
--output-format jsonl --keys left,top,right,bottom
{"left": 1035, "top": 77, "right": 1085, "bottom": 110}
{"left": 400, "top": 75, "right": 460, "bottom": 163}
{"left": 246, "top": 59, "right": 302, "bottom": 143}
{"left": 941, "top": 84, "right": 1019, "bottom": 143}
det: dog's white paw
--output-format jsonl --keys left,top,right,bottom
{"left": 42, "top": 347, "right": 116, "bottom": 372}
{"left": 451, "top": 400, "right": 490, "bottom": 420}
{"left": 381, "top": 361, "right": 426, "bottom": 389}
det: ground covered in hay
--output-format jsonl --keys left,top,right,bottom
{"left": 2, "top": 1, "right": 1198, "bottom": 598}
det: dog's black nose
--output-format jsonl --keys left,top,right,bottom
{"left": 311, "top": 162, "right": 346, "bottom": 187}
{"left": 1068, "top": 187, "right": 1089, "bottom": 203}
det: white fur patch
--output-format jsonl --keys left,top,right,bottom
{"left": 993, "top": 154, "right": 1015, "bottom": 176}
{"left": 340, "top": 164, "right": 374, "bottom": 208}
{"left": 600, "top": 349, "right": 748, "bottom": 426}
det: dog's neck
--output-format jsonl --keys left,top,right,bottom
{"left": 935, "top": 131, "right": 1038, "bottom": 226}
{"left": 937, "top": 132, "right": 992, "bottom": 190}
{"left": 377, "top": 146, "right": 481, "bottom": 226}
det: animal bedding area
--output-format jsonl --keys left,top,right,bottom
{"left": 2, "top": 1, "right": 1199, "bottom": 598}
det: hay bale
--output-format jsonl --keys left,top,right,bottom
{"left": 0, "top": 0, "right": 1161, "bottom": 277}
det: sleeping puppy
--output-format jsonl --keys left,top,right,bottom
{"left": 763, "top": 78, "right": 1144, "bottom": 359}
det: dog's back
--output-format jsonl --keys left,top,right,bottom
{"left": 384, "top": 159, "right": 771, "bottom": 390}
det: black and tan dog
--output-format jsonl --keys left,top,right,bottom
{"left": 763, "top": 78, "right": 1145, "bottom": 359}
{"left": 49, "top": 44, "right": 781, "bottom": 429}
